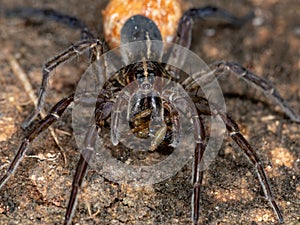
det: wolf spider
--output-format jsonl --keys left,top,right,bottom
{"left": 1, "top": 2, "right": 299, "bottom": 225}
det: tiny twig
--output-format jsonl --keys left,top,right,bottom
{"left": 8, "top": 54, "right": 68, "bottom": 166}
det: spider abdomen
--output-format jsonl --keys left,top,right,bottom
{"left": 102, "top": 0, "right": 183, "bottom": 48}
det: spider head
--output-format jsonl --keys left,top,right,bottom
{"left": 134, "top": 61, "right": 157, "bottom": 91}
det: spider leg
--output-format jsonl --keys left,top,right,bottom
{"left": 166, "top": 6, "right": 254, "bottom": 72}
{"left": 174, "top": 6, "right": 254, "bottom": 49}
{"left": 111, "top": 89, "right": 130, "bottom": 146}
{"left": 64, "top": 99, "right": 113, "bottom": 225}
{"left": 170, "top": 93, "right": 206, "bottom": 225}
{"left": 220, "top": 112, "right": 284, "bottom": 223}
{"left": 5, "top": 7, "right": 95, "bottom": 39}
{"left": 194, "top": 97, "right": 284, "bottom": 224}
{"left": 211, "top": 61, "right": 300, "bottom": 123}
{"left": 0, "top": 94, "right": 74, "bottom": 189}
{"left": 191, "top": 114, "right": 206, "bottom": 225}
{"left": 64, "top": 125, "right": 97, "bottom": 225}
{"left": 22, "top": 39, "right": 106, "bottom": 129}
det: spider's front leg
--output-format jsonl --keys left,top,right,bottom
{"left": 168, "top": 92, "right": 206, "bottom": 225}
{"left": 22, "top": 39, "right": 106, "bottom": 129}
{"left": 64, "top": 98, "right": 113, "bottom": 225}
{"left": 194, "top": 97, "right": 284, "bottom": 224}
{"left": 0, "top": 94, "right": 74, "bottom": 189}
{"left": 64, "top": 125, "right": 97, "bottom": 225}
{"left": 219, "top": 111, "right": 284, "bottom": 223}
{"left": 191, "top": 114, "right": 206, "bottom": 225}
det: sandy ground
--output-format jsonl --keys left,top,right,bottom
{"left": 0, "top": 0, "right": 299, "bottom": 224}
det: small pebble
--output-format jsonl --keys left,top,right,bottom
{"left": 204, "top": 28, "right": 216, "bottom": 37}
{"left": 293, "top": 27, "right": 300, "bottom": 37}
{"left": 252, "top": 16, "right": 264, "bottom": 26}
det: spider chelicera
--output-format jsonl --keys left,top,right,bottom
{"left": 1, "top": 1, "right": 299, "bottom": 225}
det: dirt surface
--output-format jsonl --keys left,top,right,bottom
{"left": 0, "top": 0, "right": 299, "bottom": 225}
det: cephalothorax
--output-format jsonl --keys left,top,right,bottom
{"left": 1, "top": 0, "right": 299, "bottom": 224}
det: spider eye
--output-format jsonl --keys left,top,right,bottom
{"left": 148, "top": 72, "right": 156, "bottom": 84}
{"left": 136, "top": 72, "right": 144, "bottom": 83}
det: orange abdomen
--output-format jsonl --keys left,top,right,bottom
{"left": 102, "top": 0, "right": 183, "bottom": 48}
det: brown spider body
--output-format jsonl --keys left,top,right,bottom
{"left": 101, "top": 60, "right": 178, "bottom": 149}
{"left": 1, "top": 1, "right": 299, "bottom": 225}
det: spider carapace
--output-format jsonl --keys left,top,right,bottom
{"left": 1, "top": 0, "right": 300, "bottom": 224}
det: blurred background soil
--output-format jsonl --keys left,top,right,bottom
{"left": 0, "top": 0, "right": 299, "bottom": 224}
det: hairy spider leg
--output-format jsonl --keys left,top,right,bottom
{"left": 110, "top": 91, "right": 128, "bottom": 146}
{"left": 0, "top": 94, "right": 74, "bottom": 189}
{"left": 212, "top": 62, "right": 300, "bottom": 122}
{"left": 182, "top": 61, "right": 300, "bottom": 123}
{"left": 64, "top": 99, "right": 114, "bottom": 225}
{"left": 194, "top": 97, "right": 284, "bottom": 224}
{"left": 5, "top": 8, "right": 109, "bottom": 128}
{"left": 21, "top": 39, "right": 106, "bottom": 128}
{"left": 5, "top": 8, "right": 95, "bottom": 39}
{"left": 172, "top": 6, "right": 299, "bottom": 123}
{"left": 174, "top": 6, "right": 254, "bottom": 49}
{"left": 165, "top": 6, "right": 254, "bottom": 77}
{"left": 190, "top": 107, "right": 206, "bottom": 225}
{"left": 164, "top": 90, "right": 207, "bottom": 225}
{"left": 191, "top": 114, "right": 206, "bottom": 225}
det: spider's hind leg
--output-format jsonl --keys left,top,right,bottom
{"left": 211, "top": 61, "right": 300, "bottom": 123}
{"left": 5, "top": 7, "right": 95, "bottom": 39}
{"left": 168, "top": 6, "right": 254, "bottom": 70}
{"left": 174, "top": 6, "right": 254, "bottom": 49}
